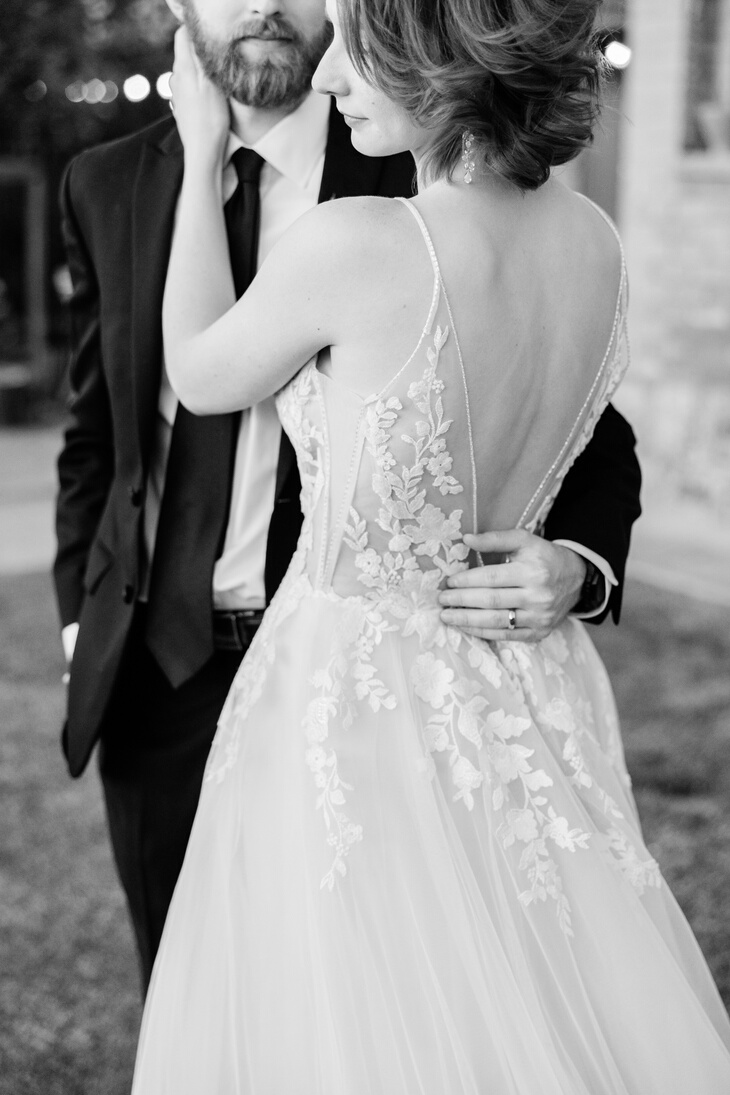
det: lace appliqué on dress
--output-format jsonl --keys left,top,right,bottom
{"left": 204, "top": 364, "right": 323, "bottom": 786}
{"left": 304, "top": 597, "right": 397, "bottom": 891}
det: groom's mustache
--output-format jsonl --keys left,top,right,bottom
{"left": 233, "top": 15, "right": 299, "bottom": 43}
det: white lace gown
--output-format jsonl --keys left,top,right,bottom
{"left": 132, "top": 199, "right": 730, "bottom": 1094}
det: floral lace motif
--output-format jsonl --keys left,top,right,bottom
{"left": 304, "top": 323, "right": 475, "bottom": 887}
{"left": 206, "top": 210, "right": 656, "bottom": 934}
{"left": 414, "top": 636, "right": 592, "bottom": 936}
{"left": 277, "top": 363, "right": 325, "bottom": 537}
{"left": 344, "top": 325, "right": 469, "bottom": 598}
{"left": 204, "top": 572, "right": 309, "bottom": 784}
{"left": 205, "top": 363, "right": 322, "bottom": 786}
{"left": 304, "top": 597, "right": 397, "bottom": 891}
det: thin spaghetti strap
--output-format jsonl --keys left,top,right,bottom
{"left": 393, "top": 200, "right": 480, "bottom": 554}
{"left": 395, "top": 196, "right": 442, "bottom": 284}
{"left": 576, "top": 192, "right": 626, "bottom": 271}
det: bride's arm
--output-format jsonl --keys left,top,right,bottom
{"left": 164, "top": 174, "right": 347, "bottom": 414}
{"left": 162, "top": 27, "right": 346, "bottom": 414}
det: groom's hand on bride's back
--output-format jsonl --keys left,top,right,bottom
{"left": 439, "top": 530, "right": 591, "bottom": 643}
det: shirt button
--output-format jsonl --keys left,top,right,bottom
{"left": 122, "top": 583, "right": 135, "bottom": 604}
{"left": 128, "top": 485, "right": 143, "bottom": 507}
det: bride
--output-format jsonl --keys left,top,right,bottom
{"left": 132, "top": 0, "right": 730, "bottom": 1090}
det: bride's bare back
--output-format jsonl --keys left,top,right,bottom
{"left": 318, "top": 179, "right": 625, "bottom": 536}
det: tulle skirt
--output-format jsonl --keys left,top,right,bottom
{"left": 132, "top": 575, "right": 730, "bottom": 1093}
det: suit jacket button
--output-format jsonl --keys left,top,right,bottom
{"left": 122, "top": 583, "right": 135, "bottom": 604}
{"left": 128, "top": 485, "right": 143, "bottom": 507}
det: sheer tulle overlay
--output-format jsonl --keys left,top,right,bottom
{"left": 132, "top": 199, "right": 730, "bottom": 1093}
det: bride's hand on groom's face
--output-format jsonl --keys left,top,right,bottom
{"left": 170, "top": 25, "right": 230, "bottom": 168}
{"left": 439, "top": 530, "right": 587, "bottom": 643}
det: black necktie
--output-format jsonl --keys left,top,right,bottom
{"left": 145, "top": 149, "right": 265, "bottom": 688}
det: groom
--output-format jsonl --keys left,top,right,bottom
{"left": 54, "top": 0, "right": 641, "bottom": 988}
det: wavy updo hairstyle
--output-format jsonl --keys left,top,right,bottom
{"left": 339, "top": 0, "right": 604, "bottom": 190}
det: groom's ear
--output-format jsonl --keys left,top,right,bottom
{"left": 164, "top": 0, "right": 186, "bottom": 23}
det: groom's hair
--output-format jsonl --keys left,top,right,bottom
{"left": 339, "top": 0, "right": 604, "bottom": 191}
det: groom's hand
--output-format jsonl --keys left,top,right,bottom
{"left": 439, "top": 530, "right": 586, "bottom": 643}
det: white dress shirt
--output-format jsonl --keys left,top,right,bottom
{"left": 144, "top": 90, "right": 330, "bottom": 611}
{"left": 552, "top": 541, "right": 615, "bottom": 619}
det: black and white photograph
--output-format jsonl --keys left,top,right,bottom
{"left": 1, "top": 0, "right": 730, "bottom": 1090}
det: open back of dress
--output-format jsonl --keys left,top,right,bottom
{"left": 292, "top": 195, "right": 628, "bottom": 607}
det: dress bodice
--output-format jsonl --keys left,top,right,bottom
{"left": 276, "top": 196, "right": 629, "bottom": 616}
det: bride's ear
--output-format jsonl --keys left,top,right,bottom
{"left": 164, "top": 0, "right": 186, "bottom": 23}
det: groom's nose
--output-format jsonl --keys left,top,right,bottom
{"left": 243, "top": 0, "right": 283, "bottom": 16}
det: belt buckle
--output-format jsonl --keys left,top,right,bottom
{"left": 215, "top": 610, "right": 244, "bottom": 652}
{"left": 233, "top": 613, "right": 250, "bottom": 649}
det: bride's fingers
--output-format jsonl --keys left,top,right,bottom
{"left": 173, "top": 25, "right": 190, "bottom": 70}
{"left": 174, "top": 24, "right": 195, "bottom": 65}
{"left": 172, "top": 26, "right": 204, "bottom": 90}
{"left": 170, "top": 26, "right": 229, "bottom": 145}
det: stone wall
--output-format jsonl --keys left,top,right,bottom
{"left": 617, "top": 0, "right": 730, "bottom": 525}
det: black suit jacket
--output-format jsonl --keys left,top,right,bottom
{"left": 54, "top": 103, "right": 640, "bottom": 778}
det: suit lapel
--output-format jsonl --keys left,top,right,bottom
{"left": 135, "top": 111, "right": 390, "bottom": 553}
{"left": 130, "top": 120, "right": 184, "bottom": 465}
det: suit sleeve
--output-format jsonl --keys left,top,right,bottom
{"left": 53, "top": 157, "right": 115, "bottom": 629}
{"left": 542, "top": 403, "right": 641, "bottom": 625}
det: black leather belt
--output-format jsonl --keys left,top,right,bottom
{"left": 212, "top": 609, "right": 265, "bottom": 653}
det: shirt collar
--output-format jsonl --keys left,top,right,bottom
{"left": 225, "top": 91, "right": 331, "bottom": 190}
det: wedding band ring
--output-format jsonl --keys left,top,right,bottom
{"left": 169, "top": 100, "right": 175, "bottom": 114}
{"left": 507, "top": 609, "right": 517, "bottom": 630}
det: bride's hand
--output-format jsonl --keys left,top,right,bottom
{"left": 170, "top": 25, "right": 229, "bottom": 169}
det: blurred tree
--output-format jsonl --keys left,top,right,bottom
{"left": 0, "top": 0, "right": 178, "bottom": 377}
{"left": 0, "top": 0, "right": 177, "bottom": 159}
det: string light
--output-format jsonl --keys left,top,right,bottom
{"left": 604, "top": 40, "right": 632, "bottom": 70}
{"left": 24, "top": 80, "right": 47, "bottom": 102}
{"left": 61, "top": 73, "right": 166, "bottom": 105}
{"left": 84, "top": 78, "right": 107, "bottom": 104}
{"left": 123, "top": 74, "right": 151, "bottom": 102}
{"left": 65, "top": 81, "right": 86, "bottom": 103}
{"left": 156, "top": 72, "right": 173, "bottom": 100}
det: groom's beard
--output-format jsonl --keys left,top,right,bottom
{"left": 182, "top": 5, "right": 332, "bottom": 110}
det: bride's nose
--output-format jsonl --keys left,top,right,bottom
{"left": 312, "top": 34, "right": 348, "bottom": 98}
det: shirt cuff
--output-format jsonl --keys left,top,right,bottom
{"left": 61, "top": 622, "right": 80, "bottom": 664}
{"left": 551, "top": 540, "right": 617, "bottom": 620}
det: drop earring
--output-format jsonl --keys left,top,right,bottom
{"left": 461, "top": 131, "right": 476, "bottom": 184}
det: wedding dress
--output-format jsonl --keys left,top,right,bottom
{"left": 132, "top": 197, "right": 730, "bottom": 1093}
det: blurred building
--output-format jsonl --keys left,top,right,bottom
{"left": 563, "top": 0, "right": 730, "bottom": 587}
{"left": 619, "top": 0, "right": 730, "bottom": 531}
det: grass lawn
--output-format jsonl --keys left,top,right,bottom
{"left": 1, "top": 573, "right": 728, "bottom": 1092}
{"left": 0, "top": 574, "right": 140, "bottom": 1095}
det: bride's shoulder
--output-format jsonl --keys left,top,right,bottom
{"left": 278, "top": 195, "right": 418, "bottom": 286}
{"left": 553, "top": 182, "right": 623, "bottom": 271}
{"left": 284, "top": 195, "right": 412, "bottom": 255}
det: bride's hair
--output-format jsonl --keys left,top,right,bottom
{"left": 339, "top": 0, "right": 605, "bottom": 190}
